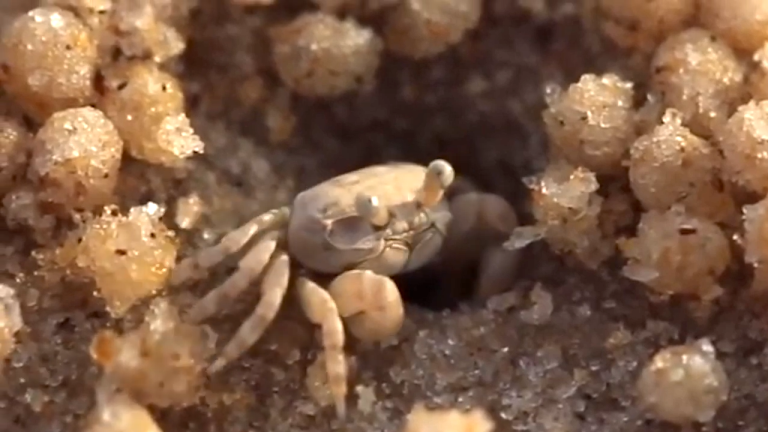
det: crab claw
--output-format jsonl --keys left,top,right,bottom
{"left": 440, "top": 191, "right": 521, "bottom": 300}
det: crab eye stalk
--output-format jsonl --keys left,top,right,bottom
{"left": 356, "top": 193, "right": 390, "bottom": 227}
{"left": 418, "top": 159, "right": 455, "bottom": 207}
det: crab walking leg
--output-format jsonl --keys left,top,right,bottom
{"left": 186, "top": 231, "right": 280, "bottom": 323}
{"left": 169, "top": 207, "right": 290, "bottom": 286}
{"left": 328, "top": 270, "right": 405, "bottom": 342}
{"left": 296, "top": 277, "right": 347, "bottom": 419}
{"left": 474, "top": 246, "right": 522, "bottom": 300}
{"left": 207, "top": 251, "right": 291, "bottom": 374}
{"left": 418, "top": 159, "right": 456, "bottom": 208}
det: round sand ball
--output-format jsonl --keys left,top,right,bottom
{"left": 742, "top": 197, "right": 768, "bottom": 296}
{"left": 109, "top": 0, "right": 187, "bottom": 64}
{"left": 0, "top": 7, "right": 98, "bottom": 121}
{"left": 404, "top": 405, "right": 495, "bottom": 432}
{"left": 312, "top": 0, "right": 400, "bottom": 15}
{"left": 543, "top": 73, "right": 636, "bottom": 175}
{"left": 383, "top": 0, "right": 482, "bottom": 59}
{"left": 619, "top": 206, "right": 730, "bottom": 302}
{"left": 99, "top": 62, "right": 202, "bottom": 166}
{"left": 651, "top": 28, "right": 745, "bottom": 138}
{"left": 0, "top": 282, "right": 22, "bottom": 369}
{"left": 597, "top": 0, "right": 695, "bottom": 52}
{"left": 628, "top": 109, "right": 735, "bottom": 223}
{"left": 743, "top": 196, "right": 768, "bottom": 266}
{"left": 69, "top": 203, "right": 178, "bottom": 318}
{"left": 699, "top": 0, "right": 768, "bottom": 53}
{"left": 637, "top": 339, "right": 729, "bottom": 426}
{"left": 0, "top": 113, "right": 31, "bottom": 194}
{"left": 718, "top": 100, "right": 768, "bottom": 195}
{"left": 270, "top": 12, "right": 383, "bottom": 98}
{"left": 312, "top": 0, "right": 348, "bottom": 13}
{"left": 28, "top": 107, "right": 123, "bottom": 213}
{"left": 525, "top": 162, "right": 614, "bottom": 268}
{"left": 89, "top": 299, "right": 212, "bottom": 407}
{"left": 42, "top": 0, "right": 112, "bottom": 31}
{"left": 84, "top": 384, "right": 163, "bottom": 432}
{"left": 748, "top": 43, "right": 768, "bottom": 101}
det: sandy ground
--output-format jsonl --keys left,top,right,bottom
{"left": 1, "top": 1, "right": 767, "bottom": 431}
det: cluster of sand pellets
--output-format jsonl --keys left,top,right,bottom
{"left": 0, "top": 0, "right": 208, "bottom": 429}
{"left": 502, "top": 0, "right": 768, "bottom": 426}
{"left": 0, "top": 0, "right": 201, "bottom": 346}
{"left": 3, "top": 0, "right": 768, "bottom": 430}
{"left": 510, "top": 0, "right": 768, "bottom": 307}
{"left": 271, "top": 0, "right": 481, "bottom": 95}
{"left": 401, "top": 404, "right": 495, "bottom": 432}
{"left": 236, "top": 0, "right": 484, "bottom": 143}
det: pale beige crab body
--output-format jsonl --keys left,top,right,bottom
{"left": 168, "top": 159, "right": 457, "bottom": 419}
{"left": 167, "top": 159, "right": 521, "bottom": 420}
{"left": 288, "top": 162, "right": 452, "bottom": 276}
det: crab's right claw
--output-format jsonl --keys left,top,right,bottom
{"left": 441, "top": 191, "right": 521, "bottom": 300}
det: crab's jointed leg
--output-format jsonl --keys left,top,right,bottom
{"left": 327, "top": 270, "right": 404, "bottom": 343}
{"left": 474, "top": 245, "right": 522, "bottom": 300}
{"left": 207, "top": 250, "right": 291, "bottom": 374}
{"left": 185, "top": 231, "right": 280, "bottom": 323}
{"left": 169, "top": 206, "right": 290, "bottom": 287}
{"left": 296, "top": 277, "right": 348, "bottom": 419}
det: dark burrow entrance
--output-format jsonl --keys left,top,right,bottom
{"left": 181, "top": 2, "right": 626, "bottom": 310}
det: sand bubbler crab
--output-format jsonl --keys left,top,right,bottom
{"left": 169, "top": 159, "right": 520, "bottom": 417}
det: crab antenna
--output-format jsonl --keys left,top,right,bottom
{"left": 418, "top": 159, "right": 455, "bottom": 208}
{"left": 356, "top": 193, "right": 390, "bottom": 226}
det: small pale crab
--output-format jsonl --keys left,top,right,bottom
{"left": 169, "top": 159, "right": 519, "bottom": 417}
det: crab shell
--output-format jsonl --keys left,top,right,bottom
{"left": 287, "top": 162, "right": 453, "bottom": 276}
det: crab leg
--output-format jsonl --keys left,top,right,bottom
{"left": 169, "top": 207, "right": 290, "bottom": 286}
{"left": 185, "top": 231, "right": 280, "bottom": 323}
{"left": 207, "top": 250, "right": 291, "bottom": 374}
{"left": 296, "top": 277, "right": 347, "bottom": 419}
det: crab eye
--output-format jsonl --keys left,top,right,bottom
{"left": 355, "top": 193, "right": 390, "bottom": 227}
{"left": 428, "top": 159, "right": 455, "bottom": 188}
{"left": 418, "top": 159, "right": 455, "bottom": 208}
